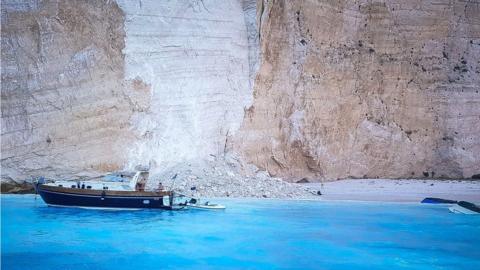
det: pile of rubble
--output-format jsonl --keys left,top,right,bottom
{"left": 147, "top": 154, "right": 320, "bottom": 199}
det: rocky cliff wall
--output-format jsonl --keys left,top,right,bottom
{"left": 1, "top": 0, "right": 479, "bottom": 183}
{"left": 235, "top": 0, "right": 480, "bottom": 181}
{"left": 1, "top": 0, "right": 132, "bottom": 180}
{"left": 115, "top": 0, "right": 252, "bottom": 176}
{"left": 1, "top": 0, "right": 255, "bottom": 181}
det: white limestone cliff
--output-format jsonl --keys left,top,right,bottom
{"left": 1, "top": 0, "right": 479, "bottom": 185}
{"left": 1, "top": 0, "right": 131, "bottom": 181}
{"left": 1, "top": 0, "right": 257, "bottom": 181}
{"left": 115, "top": 0, "right": 253, "bottom": 176}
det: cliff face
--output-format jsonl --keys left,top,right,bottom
{"left": 1, "top": 0, "right": 255, "bottom": 180}
{"left": 1, "top": 0, "right": 479, "bottom": 183}
{"left": 1, "top": 0, "right": 132, "bottom": 180}
{"left": 235, "top": 0, "right": 480, "bottom": 180}
{"left": 115, "top": 0, "right": 253, "bottom": 175}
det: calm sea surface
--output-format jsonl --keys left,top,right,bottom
{"left": 2, "top": 195, "right": 480, "bottom": 270}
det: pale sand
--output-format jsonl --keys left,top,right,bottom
{"left": 304, "top": 179, "right": 480, "bottom": 203}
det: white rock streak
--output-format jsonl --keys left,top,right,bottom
{"left": 116, "top": 0, "right": 253, "bottom": 174}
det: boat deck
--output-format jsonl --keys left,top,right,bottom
{"left": 40, "top": 185, "right": 171, "bottom": 197}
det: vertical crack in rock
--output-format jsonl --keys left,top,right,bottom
{"left": 241, "top": 0, "right": 260, "bottom": 90}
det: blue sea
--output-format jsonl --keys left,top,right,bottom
{"left": 2, "top": 195, "right": 480, "bottom": 270}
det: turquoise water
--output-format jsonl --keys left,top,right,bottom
{"left": 2, "top": 195, "right": 480, "bottom": 270}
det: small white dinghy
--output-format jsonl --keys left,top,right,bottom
{"left": 187, "top": 202, "right": 226, "bottom": 210}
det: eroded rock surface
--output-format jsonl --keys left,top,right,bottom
{"left": 1, "top": 0, "right": 133, "bottom": 181}
{"left": 115, "top": 0, "right": 253, "bottom": 176}
{"left": 1, "top": 0, "right": 479, "bottom": 186}
{"left": 1, "top": 0, "right": 256, "bottom": 182}
{"left": 235, "top": 0, "right": 480, "bottom": 181}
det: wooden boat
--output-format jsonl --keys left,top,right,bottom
{"left": 34, "top": 171, "right": 186, "bottom": 210}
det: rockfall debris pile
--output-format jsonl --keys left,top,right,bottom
{"left": 147, "top": 154, "right": 320, "bottom": 199}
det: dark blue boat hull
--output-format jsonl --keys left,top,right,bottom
{"left": 36, "top": 184, "right": 180, "bottom": 210}
{"left": 457, "top": 201, "right": 480, "bottom": 213}
{"left": 421, "top": 197, "right": 457, "bottom": 204}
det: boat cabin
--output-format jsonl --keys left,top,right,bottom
{"left": 44, "top": 171, "right": 152, "bottom": 192}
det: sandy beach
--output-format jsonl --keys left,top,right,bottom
{"left": 3, "top": 176, "right": 480, "bottom": 204}
{"left": 306, "top": 179, "right": 480, "bottom": 203}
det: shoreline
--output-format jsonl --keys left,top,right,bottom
{"left": 3, "top": 178, "right": 479, "bottom": 203}
{"left": 305, "top": 179, "right": 480, "bottom": 203}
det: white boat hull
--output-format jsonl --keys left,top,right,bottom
{"left": 449, "top": 204, "right": 479, "bottom": 215}
{"left": 187, "top": 203, "right": 226, "bottom": 210}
